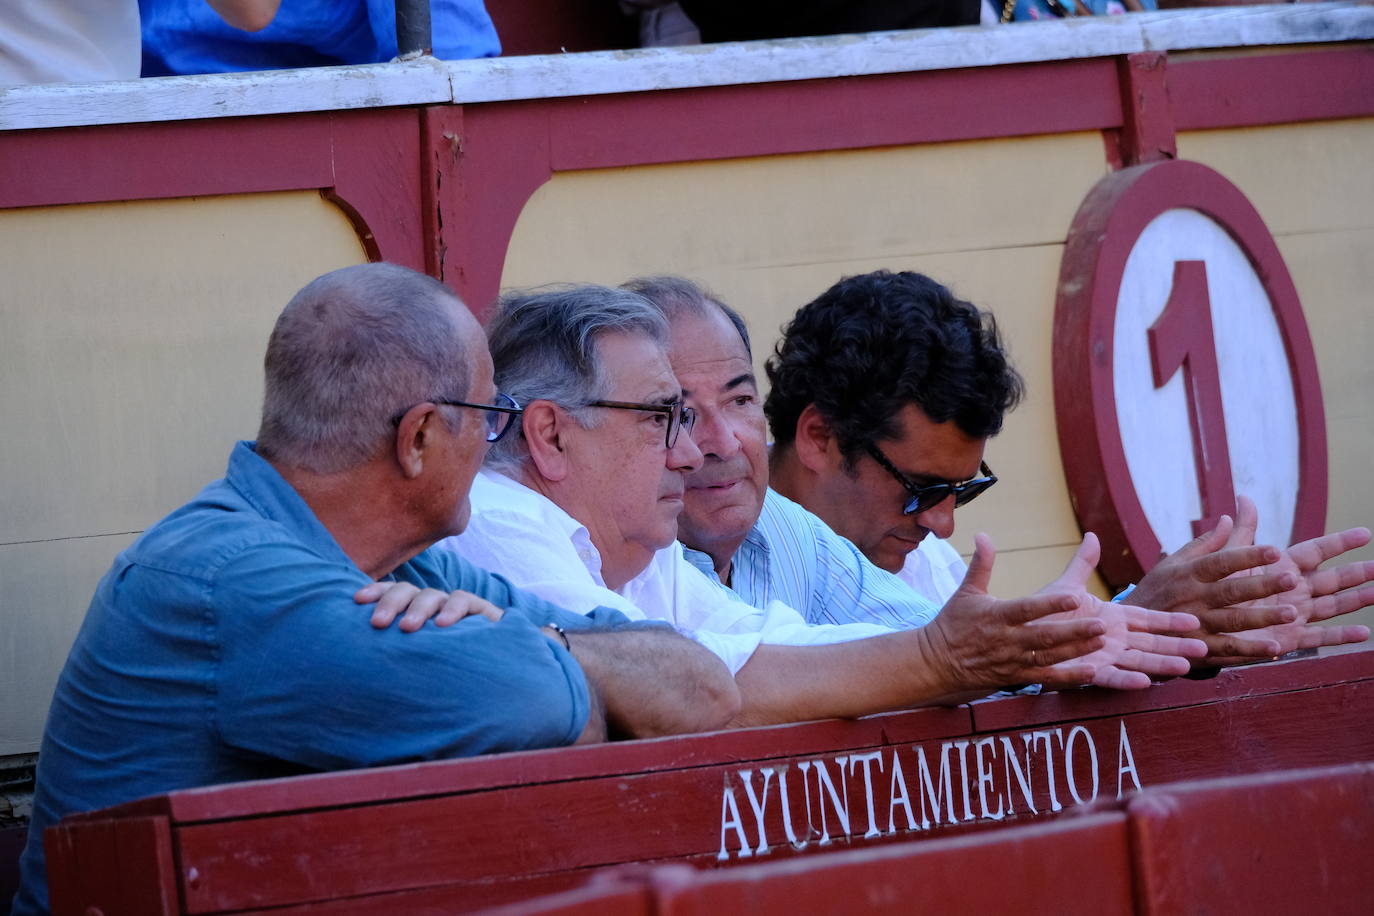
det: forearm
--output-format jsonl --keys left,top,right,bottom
{"left": 567, "top": 625, "right": 741, "bottom": 738}
{"left": 571, "top": 677, "right": 609, "bottom": 744}
{"left": 730, "top": 628, "right": 958, "bottom": 727}
{"left": 206, "top": 0, "right": 281, "bottom": 31}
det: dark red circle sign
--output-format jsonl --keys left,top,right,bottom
{"left": 1053, "top": 160, "right": 1327, "bottom": 589}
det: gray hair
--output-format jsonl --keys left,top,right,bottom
{"left": 622, "top": 275, "right": 752, "bottom": 359}
{"left": 257, "top": 262, "right": 470, "bottom": 474}
{"left": 485, "top": 284, "right": 669, "bottom": 471}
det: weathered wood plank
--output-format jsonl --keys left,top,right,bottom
{"left": 2, "top": 6, "right": 1371, "bottom": 132}
{"left": 0, "top": 59, "right": 451, "bottom": 132}
{"left": 647, "top": 813, "right": 1134, "bottom": 915}
{"left": 1129, "top": 762, "right": 1374, "bottom": 916}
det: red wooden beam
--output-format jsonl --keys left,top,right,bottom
{"left": 0, "top": 117, "right": 333, "bottom": 210}
{"left": 542, "top": 59, "right": 1123, "bottom": 172}
{"left": 1169, "top": 46, "right": 1374, "bottom": 131}
{"left": 0, "top": 110, "right": 428, "bottom": 273}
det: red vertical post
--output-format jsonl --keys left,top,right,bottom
{"left": 1114, "top": 52, "right": 1177, "bottom": 168}
{"left": 46, "top": 816, "right": 180, "bottom": 916}
{"left": 423, "top": 103, "right": 555, "bottom": 317}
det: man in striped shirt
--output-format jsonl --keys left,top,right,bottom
{"left": 624, "top": 275, "right": 946, "bottom": 631}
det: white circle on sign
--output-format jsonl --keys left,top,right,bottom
{"left": 1112, "top": 208, "right": 1298, "bottom": 554}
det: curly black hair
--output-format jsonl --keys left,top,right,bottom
{"left": 764, "top": 270, "right": 1023, "bottom": 466}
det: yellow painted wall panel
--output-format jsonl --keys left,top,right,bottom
{"left": 0, "top": 192, "right": 365, "bottom": 542}
{"left": 1177, "top": 118, "right": 1374, "bottom": 236}
{"left": 1277, "top": 227, "right": 1374, "bottom": 633}
{"left": 503, "top": 132, "right": 1109, "bottom": 289}
{"left": 977, "top": 543, "right": 1108, "bottom": 605}
{"left": 503, "top": 135, "right": 1111, "bottom": 597}
{"left": 0, "top": 534, "right": 137, "bottom": 755}
{"left": 0, "top": 191, "right": 366, "bottom": 753}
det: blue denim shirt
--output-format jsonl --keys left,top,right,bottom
{"left": 682, "top": 488, "right": 941, "bottom": 630}
{"left": 13, "top": 441, "right": 612, "bottom": 915}
{"left": 139, "top": 0, "right": 500, "bottom": 76}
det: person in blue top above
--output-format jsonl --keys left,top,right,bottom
{"left": 139, "top": 0, "right": 500, "bottom": 76}
{"left": 10, "top": 262, "right": 736, "bottom": 916}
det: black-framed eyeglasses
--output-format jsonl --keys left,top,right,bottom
{"left": 864, "top": 443, "right": 997, "bottom": 516}
{"left": 587, "top": 399, "right": 698, "bottom": 449}
{"left": 390, "top": 392, "right": 523, "bottom": 442}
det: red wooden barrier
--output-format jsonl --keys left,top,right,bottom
{"left": 43, "top": 647, "right": 1374, "bottom": 914}
{"left": 505, "top": 761, "right": 1374, "bottom": 915}
{"left": 482, "top": 877, "right": 652, "bottom": 916}
{"left": 1129, "top": 762, "right": 1374, "bottom": 916}
{"left": 646, "top": 813, "right": 1134, "bottom": 915}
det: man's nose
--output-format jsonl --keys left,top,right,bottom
{"left": 689, "top": 407, "right": 740, "bottom": 460}
{"left": 668, "top": 425, "right": 704, "bottom": 473}
{"left": 915, "top": 495, "right": 956, "bottom": 539}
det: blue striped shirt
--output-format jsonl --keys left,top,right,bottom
{"left": 682, "top": 488, "right": 941, "bottom": 630}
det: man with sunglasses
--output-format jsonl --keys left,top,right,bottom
{"left": 763, "top": 270, "right": 1373, "bottom": 662}
{"left": 765, "top": 270, "right": 1014, "bottom": 609}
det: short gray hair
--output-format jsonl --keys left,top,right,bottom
{"left": 485, "top": 284, "right": 668, "bottom": 471}
{"left": 622, "top": 275, "right": 752, "bottom": 359}
{"left": 257, "top": 262, "right": 470, "bottom": 473}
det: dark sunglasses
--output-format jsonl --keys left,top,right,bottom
{"left": 864, "top": 443, "right": 997, "bottom": 516}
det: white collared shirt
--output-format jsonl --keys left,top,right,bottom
{"left": 898, "top": 535, "right": 969, "bottom": 605}
{"left": 435, "top": 470, "right": 896, "bottom": 674}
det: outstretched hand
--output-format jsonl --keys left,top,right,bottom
{"left": 1202, "top": 495, "right": 1374, "bottom": 664}
{"left": 1038, "top": 533, "right": 1207, "bottom": 689}
{"left": 356, "top": 581, "right": 505, "bottom": 632}
{"left": 1129, "top": 512, "right": 1298, "bottom": 637}
{"left": 922, "top": 533, "right": 1107, "bottom": 693}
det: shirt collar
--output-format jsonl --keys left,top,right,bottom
{"left": 678, "top": 521, "right": 770, "bottom": 591}
{"left": 473, "top": 469, "right": 608, "bottom": 586}
{"left": 225, "top": 440, "right": 356, "bottom": 571}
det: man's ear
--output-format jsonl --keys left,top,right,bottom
{"left": 393, "top": 403, "right": 438, "bottom": 479}
{"left": 793, "top": 403, "right": 842, "bottom": 473}
{"left": 522, "top": 400, "right": 571, "bottom": 483}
